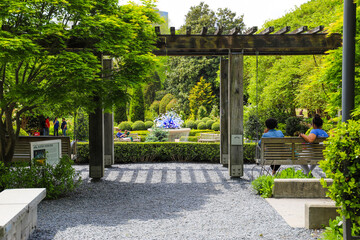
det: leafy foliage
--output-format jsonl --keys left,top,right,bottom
{"left": 0, "top": 0, "right": 161, "bottom": 163}
{"left": 197, "top": 122, "right": 207, "bottom": 130}
{"left": 320, "top": 120, "right": 360, "bottom": 234}
{"left": 114, "top": 101, "right": 128, "bottom": 124}
{"left": 132, "top": 121, "right": 146, "bottom": 131}
{"left": 197, "top": 106, "right": 208, "bottom": 120}
{"left": 76, "top": 142, "right": 256, "bottom": 164}
{"left": 159, "top": 93, "right": 175, "bottom": 114}
{"left": 144, "top": 121, "right": 154, "bottom": 129}
{"left": 211, "top": 122, "right": 220, "bottom": 131}
{"left": 129, "top": 86, "right": 145, "bottom": 122}
{"left": 285, "top": 117, "right": 309, "bottom": 136}
{"left": 118, "top": 121, "right": 132, "bottom": 131}
{"left": 244, "top": 115, "right": 263, "bottom": 140}
{"left": 189, "top": 77, "right": 215, "bottom": 118}
{"left": 205, "top": 120, "right": 215, "bottom": 130}
{"left": 145, "top": 127, "right": 169, "bottom": 142}
{"left": 74, "top": 108, "right": 89, "bottom": 141}
{"left": 185, "top": 120, "right": 197, "bottom": 129}
{"left": 252, "top": 167, "right": 313, "bottom": 198}
{"left": 0, "top": 156, "right": 81, "bottom": 199}
{"left": 320, "top": 216, "right": 343, "bottom": 240}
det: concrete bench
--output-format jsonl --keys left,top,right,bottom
{"left": 198, "top": 133, "right": 220, "bottom": 142}
{"left": 0, "top": 188, "right": 46, "bottom": 240}
{"left": 273, "top": 178, "right": 333, "bottom": 198}
{"left": 305, "top": 201, "right": 339, "bottom": 229}
{"left": 260, "top": 137, "right": 327, "bottom": 166}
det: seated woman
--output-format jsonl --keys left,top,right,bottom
{"left": 299, "top": 114, "right": 328, "bottom": 175}
{"left": 259, "top": 118, "right": 284, "bottom": 175}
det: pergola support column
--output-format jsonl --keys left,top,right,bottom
{"left": 103, "top": 59, "right": 114, "bottom": 167}
{"left": 227, "top": 53, "right": 244, "bottom": 177}
{"left": 89, "top": 105, "right": 105, "bottom": 179}
{"left": 220, "top": 57, "right": 229, "bottom": 166}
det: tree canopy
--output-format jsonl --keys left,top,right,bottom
{"left": 0, "top": 0, "right": 161, "bottom": 163}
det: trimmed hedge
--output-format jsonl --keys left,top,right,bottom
{"left": 189, "top": 130, "right": 215, "bottom": 136}
{"left": 119, "top": 121, "right": 132, "bottom": 131}
{"left": 76, "top": 142, "right": 256, "bottom": 164}
{"left": 197, "top": 122, "right": 207, "bottom": 130}
{"left": 185, "top": 120, "right": 196, "bottom": 129}
{"left": 145, "top": 121, "right": 154, "bottom": 129}
{"left": 179, "top": 136, "right": 199, "bottom": 142}
{"left": 132, "top": 121, "right": 146, "bottom": 130}
{"left": 211, "top": 122, "right": 220, "bottom": 131}
{"left": 206, "top": 120, "right": 215, "bottom": 129}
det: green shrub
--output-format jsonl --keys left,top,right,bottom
{"left": 0, "top": 156, "right": 81, "bottom": 199}
{"left": 150, "top": 101, "right": 160, "bottom": 115}
{"left": 210, "top": 105, "right": 219, "bottom": 119}
{"left": 144, "top": 121, "right": 154, "bottom": 129}
{"left": 179, "top": 136, "right": 198, "bottom": 142}
{"left": 185, "top": 120, "right": 197, "bottom": 129}
{"left": 74, "top": 108, "right": 89, "bottom": 141}
{"left": 245, "top": 115, "right": 263, "bottom": 140}
{"left": 145, "top": 127, "right": 168, "bottom": 142}
{"left": 206, "top": 120, "right": 215, "bottom": 130}
{"left": 75, "top": 142, "right": 256, "bottom": 164}
{"left": 285, "top": 116, "right": 308, "bottom": 136}
{"left": 19, "top": 128, "right": 28, "bottom": 136}
{"left": 166, "top": 98, "right": 179, "bottom": 112}
{"left": 252, "top": 175, "right": 274, "bottom": 198}
{"left": 189, "top": 130, "right": 214, "bottom": 136}
{"left": 201, "top": 117, "right": 211, "bottom": 123}
{"left": 252, "top": 167, "right": 313, "bottom": 198}
{"left": 118, "top": 121, "right": 132, "bottom": 130}
{"left": 155, "top": 90, "right": 167, "bottom": 101}
{"left": 129, "top": 86, "right": 145, "bottom": 121}
{"left": 159, "top": 93, "right": 175, "bottom": 114}
{"left": 114, "top": 102, "right": 127, "bottom": 123}
{"left": 320, "top": 216, "right": 343, "bottom": 240}
{"left": 320, "top": 120, "right": 360, "bottom": 234}
{"left": 195, "top": 120, "right": 202, "bottom": 129}
{"left": 197, "top": 106, "right": 207, "bottom": 120}
{"left": 197, "top": 122, "right": 207, "bottom": 130}
{"left": 211, "top": 122, "right": 220, "bottom": 131}
{"left": 132, "top": 121, "right": 146, "bottom": 130}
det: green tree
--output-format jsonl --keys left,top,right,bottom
{"left": 129, "top": 86, "right": 145, "bottom": 122}
{"left": 0, "top": 0, "right": 160, "bottom": 164}
{"left": 144, "top": 72, "right": 162, "bottom": 107}
{"left": 164, "top": 2, "right": 245, "bottom": 116}
{"left": 189, "top": 77, "right": 215, "bottom": 118}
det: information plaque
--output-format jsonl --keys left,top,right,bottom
{"left": 30, "top": 139, "right": 62, "bottom": 165}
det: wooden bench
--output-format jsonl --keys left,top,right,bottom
{"left": 0, "top": 188, "right": 46, "bottom": 240}
{"left": 115, "top": 133, "right": 141, "bottom": 142}
{"left": 198, "top": 133, "right": 220, "bottom": 142}
{"left": 260, "top": 137, "right": 327, "bottom": 165}
{"left": 9, "top": 136, "right": 71, "bottom": 163}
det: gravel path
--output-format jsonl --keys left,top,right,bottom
{"left": 29, "top": 163, "right": 325, "bottom": 240}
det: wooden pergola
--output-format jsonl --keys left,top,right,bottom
{"left": 155, "top": 25, "right": 341, "bottom": 177}
{"left": 88, "top": 25, "right": 342, "bottom": 179}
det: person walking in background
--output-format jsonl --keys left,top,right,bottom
{"left": 61, "top": 118, "right": 67, "bottom": 136}
{"left": 299, "top": 114, "right": 328, "bottom": 175}
{"left": 53, "top": 117, "right": 59, "bottom": 136}
{"left": 44, "top": 117, "right": 50, "bottom": 135}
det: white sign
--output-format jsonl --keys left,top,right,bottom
{"left": 231, "top": 135, "right": 243, "bottom": 146}
{"left": 30, "top": 139, "right": 62, "bottom": 165}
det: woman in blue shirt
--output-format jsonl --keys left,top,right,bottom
{"left": 299, "top": 114, "right": 328, "bottom": 174}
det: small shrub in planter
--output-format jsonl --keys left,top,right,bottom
{"left": 145, "top": 127, "right": 168, "bottom": 142}
{"left": 197, "top": 122, "right": 207, "bottom": 130}
{"left": 201, "top": 117, "right": 211, "bottom": 123}
{"left": 132, "top": 121, "right": 146, "bottom": 130}
{"left": 119, "top": 121, "right": 132, "bottom": 130}
{"left": 185, "top": 120, "right": 197, "bottom": 129}
{"left": 206, "top": 120, "right": 215, "bottom": 129}
{"left": 145, "top": 121, "right": 154, "bottom": 129}
{"left": 211, "top": 122, "right": 220, "bottom": 131}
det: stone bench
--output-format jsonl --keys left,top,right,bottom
{"left": 0, "top": 188, "right": 46, "bottom": 240}
{"left": 305, "top": 201, "right": 339, "bottom": 229}
{"left": 273, "top": 178, "right": 333, "bottom": 198}
{"left": 198, "top": 133, "right": 220, "bottom": 142}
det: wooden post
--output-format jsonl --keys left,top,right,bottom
{"left": 228, "top": 53, "right": 244, "bottom": 177}
{"left": 89, "top": 54, "right": 105, "bottom": 180}
{"left": 220, "top": 57, "right": 229, "bottom": 166}
{"left": 103, "top": 59, "right": 114, "bottom": 167}
{"left": 89, "top": 104, "right": 104, "bottom": 179}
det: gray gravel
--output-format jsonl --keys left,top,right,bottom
{"left": 29, "top": 163, "right": 325, "bottom": 240}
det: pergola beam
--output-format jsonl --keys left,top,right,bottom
{"left": 154, "top": 33, "right": 342, "bottom": 56}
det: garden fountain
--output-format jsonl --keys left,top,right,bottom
{"left": 148, "top": 111, "right": 190, "bottom": 142}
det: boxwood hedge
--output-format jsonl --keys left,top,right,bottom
{"left": 76, "top": 142, "right": 256, "bottom": 164}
